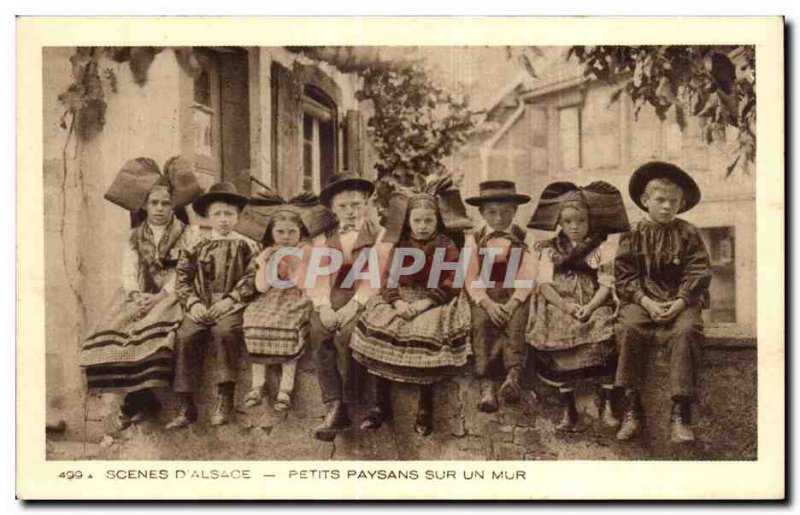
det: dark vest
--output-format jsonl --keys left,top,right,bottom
{"left": 324, "top": 219, "right": 380, "bottom": 309}
{"left": 475, "top": 224, "right": 528, "bottom": 287}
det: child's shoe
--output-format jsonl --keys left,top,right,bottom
{"left": 616, "top": 389, "right": 644, "bottom": 441}
{"left": 360, "top": 377, "right": 392, "bottom": 430}
{"left": 478, "top": 379, "right": 499, "bottom": 413}
{"left": 596, "top": 386, "right": 621, "bottom": 428}
{"left": 498, "top": 367, "right": 522, "bottom": 404}
{"left": 414, "top": 385, "right": 434, "bottom": 436}
{"left": 555, "top": 389, "right": 580, "bottom": 433}
{"left": 211, "top": 384, "right": 235, "bottom": 426}
{"left": 669, "top": 400, "right": 695, "bottom": 443}
{"left": 165, "top": 394, "right": 197, "bottom": 430}
{"left": 314, "top": 400, "right": 351, "bottom": 442}
{"left": 243, "top": 388, "right": 264, "bottom": 409}
{"left": 274, "top": 391, "right": 292, "bottom": 412}
{"left": 115, "top": 411, "right": 133, "bottom": 431}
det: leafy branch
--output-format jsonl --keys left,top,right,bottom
{"left": 567, "top": 45, "right": 755, "bottom": 176}
{"left": 55, "top": 46, "right": 177, "bottom": 325}
{"left": 356, "top": 64, "right": 478, "bottom": 201}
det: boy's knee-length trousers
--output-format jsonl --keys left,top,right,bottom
{"left": 614, "top": 303, "right": 704, "bottom": 401}
{"left": 309, "top": 311, "right": 361, "bottom": 405}
{"left": 173, "top": 312, "right": 243, "bottom": 393}
{"left": 471, "top": 292, "right": 528, "bottom": 378}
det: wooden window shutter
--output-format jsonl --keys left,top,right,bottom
{"left": 219, "top": 50, "right": 251, "bottom": 195}
{"left": 272, "top": 62, "right": 303, "bottom": 196}
{"left": 345, "top": 109, "right": 362, "bottom": 175}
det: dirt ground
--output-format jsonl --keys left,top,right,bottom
{"left": 47, "top": 346, "right": 756, "bottom": 461}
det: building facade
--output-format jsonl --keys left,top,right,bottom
{"left": 43, "top": 46, "right": 375, "bottom": 422}
{"left": 457, "top": 58, "right": 756, "bottom": 342}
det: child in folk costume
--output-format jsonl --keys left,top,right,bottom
{"left": 306, "top": 173, "right": 383, "bottom": 442}
{"left": 81, "top": 156, "right": 202, "bottom": 430}
{"left": 614, "top": 162, "right": 711, "bottom": 443}
{"left": 526, "top": 181, "right": 630, "bottom": 433}
{"left": 464, "top": 181, "right": 535, "bottom": 413}
{"left": 238, "top": 190, "right": 336, "bottom": 412}
{"left": 167, "top": 182, "right": 260, "bottom": 429}
{"left": 350, "top": 178, "right": 474, "bottom": 436}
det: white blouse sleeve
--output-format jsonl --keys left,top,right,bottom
{"left": 596, "top": 238, "right": 617, "bottom": 289}
{"left": 121, "top": 236, "right": 140, "bottom": 295}
{"left": 161, "top": 268, "right": 177, "bottom": 294}
{"left": 353, "top": 227, "right": 387, "bottom": 306}
{"left": 536, "top": 247, "right": 554, "bottom": 285}
{"left": 304, "top": 234, "right": 332, "bottom": 309}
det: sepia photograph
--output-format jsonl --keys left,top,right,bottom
{"left": 17, "top": 16, "right": 784, "bottom": 500}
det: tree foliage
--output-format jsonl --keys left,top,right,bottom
{"left": 285, "top": 48, "right": 481, "bottom": 207}
{"left": 567, "top": 46, "right": 756, "bottom": 175}
{"left": 357, "top": 65, "right": 477, "bottom": 187}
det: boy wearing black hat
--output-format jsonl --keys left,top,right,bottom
{"left": 167, "top": 182, "right": 260, "bottom": 429}
{"left": 464, "top": 181, "right": 535, "bottom": 413}
{"left": 614, "top": 162, "right": 712, "bottom": 443}
{"left": 307, "top": 173, "right": 382, "bottom": 442}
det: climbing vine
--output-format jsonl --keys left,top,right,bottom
{"left": 355, "top": 64, "right": 479, "bottom": 213}
{"left": 55, "top": 46, "right": 195, "bottom": 325}
{"left": 57, "top": 46, "right": 204, "bottom": 140}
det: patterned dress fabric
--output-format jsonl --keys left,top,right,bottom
{"left": 243, "top": 246, "right": 311, "bottom": 364}
{"left": 80, "top": 219, "right": 187, "bottom": 393}
{"left": 526, "top": 231, "right": 618, "bottom": 387}
{"left": 351, "top": 233, "right": 472, "bottom": 385}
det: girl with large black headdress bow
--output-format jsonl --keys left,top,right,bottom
{"left": 350, "top": 177, "right": 474, "bottom": 436}
{"left": 526, "top": 181, "right": 630, "bottom": 433}
{"left": 80, "top": 156, "right": 202, "bottom": 430}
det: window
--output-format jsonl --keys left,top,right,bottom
{"left": 182, "top": 47, "right": 249, "bottom": 196}
{"left": 193, "top": 68, "right": 211, "bottom": 106}
{"left": 682, "top": 117, "right": 709, "bottom": 172}
{"left": 558, "top": 106, "right": 580, "bottom": 172}
{"left": 699, "top": 226, "right": 736, "bottom": 324}
{"left": 189, "top": 50, "right": 222, "bottom": 180}
{"left": 663, "top": 118, "right": 683, "bottom": 161}
{"left": 301, "top": 87, "right": 337, "bottom": 192}
{"left": 581, "top": 85, "right": 620, "bottom": 169}
{"left": 629, "top": 105, "right": 662, "bottom": 165}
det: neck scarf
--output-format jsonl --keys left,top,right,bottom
{"left": 478, "top": 224, "right": 527, "bottom": 250}
{"left": 130, "top": 216, "right": 185, "bottom": 292}
{"left": 548, "top": 230, "right": 607, "bottom": 274}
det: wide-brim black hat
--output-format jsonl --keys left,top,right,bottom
{"left": 319, "top": 173, "right": 375, "bottom": 206}
{"left": 465, "top": 180, "right": 531, "bottom": 206}
{"left": 192, "top": 181, "right": 248, "bottom": 217}
{"left": 629, "top": 161, "right": 701, "bottom": 214}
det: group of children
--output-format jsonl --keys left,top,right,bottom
{"left": 81, "top": 158, "right": 711, "bottom": 445}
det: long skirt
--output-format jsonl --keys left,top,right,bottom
{"left": 80, "top": 288, "right": 182, "bottom": 393}
{"left": 243, "top": 288, "right": 311, "bottom": 365}
{"left": 527, "top": 285, "right": 617, "bottom": 389}
{"left": 351, "top": 288, "right": 472, "bottom": 385}
{"left": 533, "top": 339, "right": 618, "bottom": 388}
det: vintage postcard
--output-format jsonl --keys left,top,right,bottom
{"left": 17, "top": 16, "right": 784, "bottom": 500}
